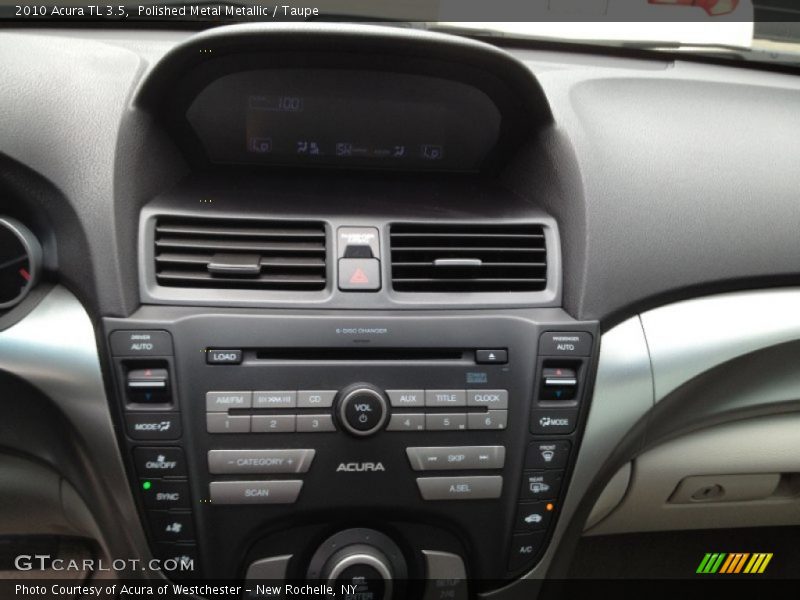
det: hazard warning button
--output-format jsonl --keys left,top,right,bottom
{"left": 338, "top": 258, "right": 381, "bottom": 291}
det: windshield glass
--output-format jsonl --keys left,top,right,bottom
{"left": 2, "top": 0, "right": 800, "bottom": 67}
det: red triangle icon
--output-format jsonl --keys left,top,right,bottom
{"left": 350, "top": 267, "right": 369, "bottom": 284}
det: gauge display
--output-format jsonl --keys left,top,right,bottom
{"left": 0, "top": 217, "right": 41, "bottom": 309}
{"left": 186, "top": 69, "right": 502, "bottom": 171}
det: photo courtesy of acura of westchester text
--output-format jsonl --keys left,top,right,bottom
{"left": 1, "top": 1, "right": 800, "bottom": 599}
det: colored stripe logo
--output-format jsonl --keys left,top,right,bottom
{"left": 697, "top": 553, "right": 772, "bottom": 574}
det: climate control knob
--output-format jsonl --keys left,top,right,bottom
{"left": 337, "top": 385, "right": 389, "bottom": 437}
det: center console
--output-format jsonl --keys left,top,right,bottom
{"left": 104, "top": 311, "right": 597, "bottom": 596}
{"left": 99, "top": 22, "right": 597, "bottom": 599}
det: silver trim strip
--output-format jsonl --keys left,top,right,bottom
{"left": 641, "top": 288, "right": 800, "bottom": 402}
{"left": 0, "top": 286, "right": 149, "bottom": 567}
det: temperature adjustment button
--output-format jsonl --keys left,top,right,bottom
{"left": 338, "top": 387, "right": 388, "bottom": 437}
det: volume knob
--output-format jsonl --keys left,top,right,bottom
{"left": 337, "top": 385, "right": 389, "bottom": 437}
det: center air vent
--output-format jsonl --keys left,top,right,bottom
{"left": 154, "top": 217, "right": 326, "bottom": 290}
{"left": 390, "top": 223, "right": 547, "bottom": 292}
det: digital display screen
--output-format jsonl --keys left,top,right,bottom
{"left": 186, "top": 70, "right": 501, "bottom": 171}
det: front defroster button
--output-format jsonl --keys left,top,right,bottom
{"left": 525, "top": 441, "right": 570, "bottom": 470}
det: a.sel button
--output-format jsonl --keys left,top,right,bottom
{"left": 209, "top": 480, "right": 303, "bottom": 505}
{"left": 148, "top": 511, "right": 195, "bottom": 542}
{"left": 520, "top": 471, "right": 563, "bottom": 501}
{"left": 530, "top": 409, "right": 578, "bottom": 435}
{"left": 508, "top": 532, "right": 546, "bottom": 572}
{"left": 126, "top": 413, "right": 181, "bottom": 441}
{"left": 141, "top": 479, "right": 191, "bottom": 509}
{"left": 134, "top": 447, "right": 186, "bottom": 478}
{"left": 525, "top": 441, "right": 570, "bottom": 470}
{"left": 416, "top": 476, "right": 502, "bottom": 500}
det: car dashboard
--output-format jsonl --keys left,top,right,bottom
{"left": 1, "top": 21, "right": 800, "bottom": 599}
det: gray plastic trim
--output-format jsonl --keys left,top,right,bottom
{"left": 0, "top": 286, "right": 150, "bottom": 568}
{"left": 139, "top": 208, "right": 562, "bottom": 310}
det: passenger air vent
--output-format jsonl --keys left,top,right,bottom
{"left": 154, "top": 217, "right": 326, "bottom": 290}
{"left": 390, "top": 223, "right": 547, "bottom": 292}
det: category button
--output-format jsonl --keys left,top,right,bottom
{"left": 209, "top": 480, "right": 303, "bottom": 505}
{"left": 206, "top": 391, "right": 252, "bottom": 412}
{"left": 206, "top": 349, "right": 242, "bottom": 364}
{"left": 467, "top": 390, "right": 508, "bottom": 409}
{"left": 416, "top": 476, "right": 503, "bottom": 500}
{"left": 207, "top": 449, "right": 315, "bottom": 474}
{"left": 134, "top": 447, "right": 186, "bottom": 478}
{"left": 126, "top": 413, "right": 181, "bottom": 441}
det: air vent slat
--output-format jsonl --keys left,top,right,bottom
{"left": 390, "top": 224, "right": 547, "bottom": 293}
{"left": 154, "top": 217, "right": 326, "bottom": 291}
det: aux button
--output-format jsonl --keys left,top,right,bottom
{"left": 338, "top": 385, "right": 389, "bottom": 437}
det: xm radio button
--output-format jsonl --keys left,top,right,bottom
{"left": 253, "top": 391, "right": 297, "bottom": 409}
{"left": 416, "top": 475, "right": 503, "bottom": 500}
{"left": 525, "top": 441, "right": 570, "bottom": 470}
{"left": 126, "top": 413, "right": 182, "bottom": 441}
{"left": 209, "top": 480, "right": 303, "bottom": 505}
